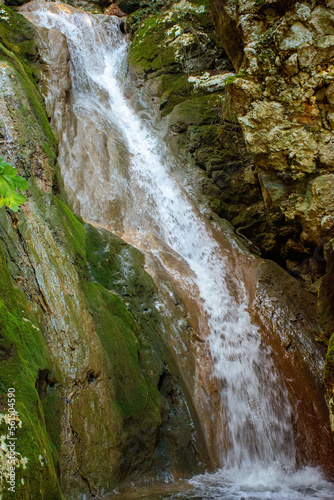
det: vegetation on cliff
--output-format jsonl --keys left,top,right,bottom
{"left": 0, "top": 239, "right": 64, "bottom": 498}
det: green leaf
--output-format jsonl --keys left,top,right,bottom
{"left": 0, "top": 157, "right": 27, "bottom": 212}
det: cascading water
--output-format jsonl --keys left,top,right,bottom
{"left": 22, "top": 3, "right": 334, "bottom": 498}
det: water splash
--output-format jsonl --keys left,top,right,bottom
{"left": 187, "top": 466, "right": 334, "bottom": 500}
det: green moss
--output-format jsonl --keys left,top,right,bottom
{"left": 127, "top": 0, "right": 226, "bottom": 121}
{"left": 128, "top": 13, "right": 177, "bottom": 72}
{"left": 86, "top": 224, "right": 154, "bottom": 312}
{"left": 0, "top": 52, "right": 56, "bottom": 165}
{"left": 0, "top": 5, "right": 37, "bottom": 68}
{"left": 168, "top": 93, "right": 223, "bottom": 126}
{"left": 85, "top": 224, "right": 164, "bottom": 379}
{"left": 0, "top": 7, "right": 57, "bottom": 166}
{"left": 128, "top": 0, "right": 213, "bottom": 73}
{"left": 0, "top": 246, "right": 63, "bottom": 499}
{"left": 325, "top": 332, "right": 334, "bottom": 392}
{"left": 82, "top": 282, "right": 161, "bottom": 422}
{"left": 127, "top": 4, "right": 162, "bottom": 33}
{"left": 54, "top": 197, "right": 87, "bottom": 270}
{"left": 159, "top": 74, "right": 195, "bottom": 116}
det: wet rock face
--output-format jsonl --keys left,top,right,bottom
{"left": 127, "top": 0, "right": 329, "bottom": 267}
{"left": 251, "top": 258, "right": 334, "bottom": 475}
{"left": 209, "top": 0, "right": 334, "bottom": 435}
{"left": 210, "top": 0, "right": 334, "bottom": 280}
{"left": 126, "top": 0, "right": 334, "bottom": 447}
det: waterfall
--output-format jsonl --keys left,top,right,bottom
{"left": 22, "top": 3, "right": 334, "bottom": 498}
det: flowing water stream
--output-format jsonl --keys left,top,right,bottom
{"left": 22, "top": 3, "right": 334, "bottom": 498}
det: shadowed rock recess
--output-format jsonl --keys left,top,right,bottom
{"left": 0, "top": 0, "right": 334, "bottom": 498}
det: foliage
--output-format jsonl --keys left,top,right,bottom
{"left": 0, "top": 157, "right": 27, "bottom": 211}
{"left": 225, "top": 71, "right": 246, "bottom": 86}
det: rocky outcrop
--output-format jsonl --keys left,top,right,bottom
{"left": 210, "top": 0, "right": 334, "bottom": 277}
{"left": 126, "top": 0, "right": 334, "bottom": 445}
{"left": 125, "top": 0, "right": 334, "bottom": 276}
{"left": 208, "top": 0, "right": 334, "bottom": 434}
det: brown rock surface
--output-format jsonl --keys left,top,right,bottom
{"left": 209, "top": 0, "right": 334, "bottom": 274}
{"left": 104, "top": 2, "right": 126, "bottom": 16}
{"left": 209, "top": 0, "right": 334, "bottom": 437}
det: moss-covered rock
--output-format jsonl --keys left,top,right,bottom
{"left": 83, "top": 223, "right": 205, "bottom": 480}
{"left": 0, "top": 5, "right": 57, "bottom": 167}
{"left": 128, "top": 13, "right": 177, "bottom": 73}
{"left": 0, "top": 8, "right": 63, "bottom": 497}
{"left": 54, "top": 198, "right": 87, "bottom": 272}
{"left": 0, "top": 243, "right": 63, "bottom": 499}
{"left": 127, "top": 0, "right": 231, "bottom": 92}
{"left": 0, "top": 4, "right": 37, "bottom": 68}
{"left": 127, "top": 0, "right": 294, "bottom": 260}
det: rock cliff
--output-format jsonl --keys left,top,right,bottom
{"left": 208, "top": 0, "right": 334, "bottom": 436}
{"left": 124, "top": 0, "right": 334, "bottom": 440}
{"left": 0, "top": 0, "right": 334, "bottom": 497}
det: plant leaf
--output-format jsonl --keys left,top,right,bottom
{"left": 0, "top": 157, "right": 27, "bottom": 212}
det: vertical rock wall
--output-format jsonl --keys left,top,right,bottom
{"left": 209, "top": 0, "right": 334, "bottom": 433}
{"left": 126, "top": 0, "right": 334, "bottom": 445}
